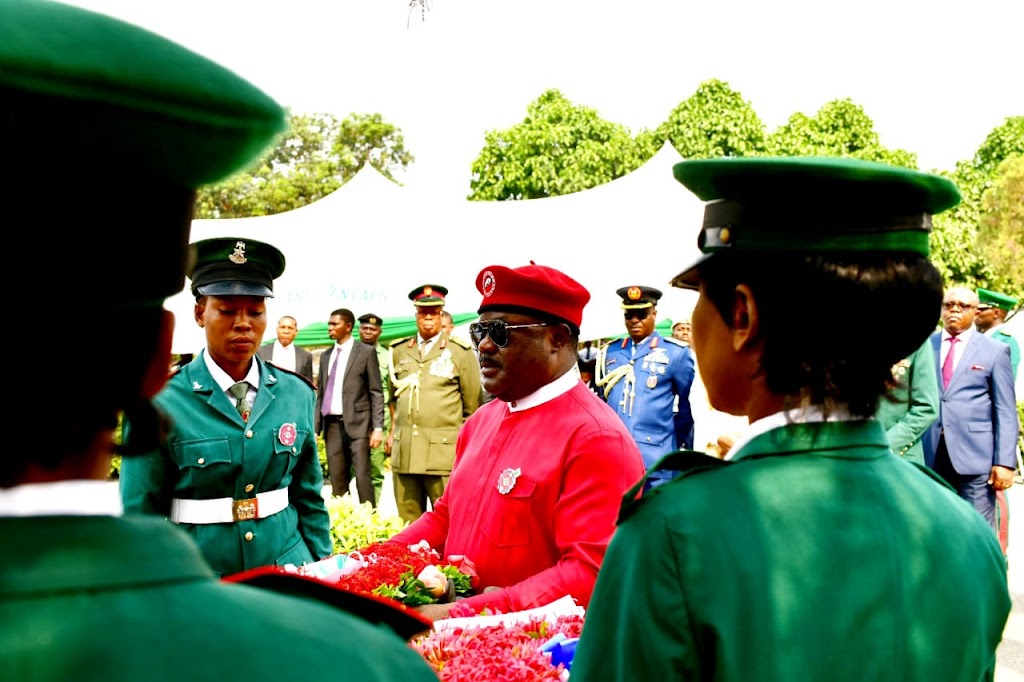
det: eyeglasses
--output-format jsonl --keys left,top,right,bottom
{"left": 624, "top": 309, "right": 651, "bottom": 321}
{"left": 942, "top": 302, "right": 976, "bottom": 311}
{"left": 469, "top": 320, "right": 551, "bottom": 348}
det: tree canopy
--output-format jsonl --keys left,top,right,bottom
{"left": 466, "top": 89, "right": 647, "bottom": 201}
{"left": 195, "top": 111, "right": 413, "bottom": 219}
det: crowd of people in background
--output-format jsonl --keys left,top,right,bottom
{"left": 2, "top": 2, "right": 1019, "bottom": 680}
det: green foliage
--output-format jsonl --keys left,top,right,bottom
{"left": 325, "top": 494, "right": 407, "bottom": 554}
{"left": 195, "top": 110, "right": 413, "bottom": 218}
{"left": 467, "top": 89, "right": 648, "bottom": 200}
{"left": 977, "top": 155, "right": 1024, "bottom": 300}
{"left": 974, "top": 116, "right": 1024, "bottom": 174}
{"left": 930, "top": 116, "right": 1023, "bottom": 289}
{"left": 654, "top": 79, "right": 767, "bottom": 159}
{"left": 762, "top": 99, "right": 917, "bottom": 167}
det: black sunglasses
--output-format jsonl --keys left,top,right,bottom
{"left": 624, "top": 309, "right": 651, "bottom": 321}
{"left": 469, "top": 320, "right": 551, "bottom": 348}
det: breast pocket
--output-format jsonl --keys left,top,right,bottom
{"left": 482, "top": 477, "right": 537, "bottom": 548}
{"left": 170, "top": 437, "right": 233, "bottom": 496}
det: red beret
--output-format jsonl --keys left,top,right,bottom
{"left": 476, "top": 262, "right": 590, "bottom": 329}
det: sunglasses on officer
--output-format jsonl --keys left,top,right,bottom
{"left": 624, "top": 309, "right": 651, "bottom": 321}
{"left": 469, "top": 319, "right": 551, "bottom": 348}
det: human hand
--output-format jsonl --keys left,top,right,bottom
{"left": 369, "top": 429, "right": 383, "bottom": 449}
{"left": 415, "top": 601, "right": 455, "bottom": 623}
{"left": 989, "top": 465, "right": 1015, "bottom": 491}
{"left": 384, "top": 432, "right": 393, "bottom": 456}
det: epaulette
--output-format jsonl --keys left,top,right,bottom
{"left": 389, "top": 336, "right": 414, "bottom": 349}
{"left": 619, "top": 450, "right": 729, "bottom": 523}
{"left": 263, "top": 360, "right": 315, "bottom": 392}
{"left": 662, "top": 336, "right": 689, "bottom": 348}
{"left": 997, "top": 326, "right": 1014, "bottom": 337}
{"left": 448, "top": 335, "right": 472, "bottom": 350}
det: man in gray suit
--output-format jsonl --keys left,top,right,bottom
{"left": 257, "top": 315, "right": 314, "bottom": 385}
{"left": 315, "top": 308, "right": 385, "bottom": 505}
{"left": 925, "top": 286, "right": 1019, "bottom": 529}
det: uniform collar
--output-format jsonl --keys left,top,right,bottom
{"left": 203, "top": 349, "right": 260, "bottom": 393}
{"left": 0, "top": 480, "right": 122, "bottom": 517}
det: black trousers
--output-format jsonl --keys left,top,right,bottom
{"left": 323, "top": 417, "right": 374, "bottom": 506}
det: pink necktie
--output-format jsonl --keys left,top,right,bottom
{"left": 941, "top": 335, "right": 959, "bottom": 389}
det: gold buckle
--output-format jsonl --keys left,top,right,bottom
{"left": 232, "top": 497, "right": 258, "bottom": 521}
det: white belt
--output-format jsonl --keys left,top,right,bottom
{"left": 170, "top": 487, "right": 289, "bottom": 524}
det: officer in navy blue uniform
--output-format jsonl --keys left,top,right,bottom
{"left": 596, "top": 285, "right": 696, "bottom": 488}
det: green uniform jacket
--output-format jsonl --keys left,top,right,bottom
{"left": 389, "top": 334, "right": 482, "bottom": 475}
{"left": 0, "top": 515, "right": 437, "bottom": 681}
{"left": 120, "top": 351, "right": 332, "bottom": 576}
{"left": 875, "top": 338, "right": 940, "bottom": 464}
{"left": 573, "top": 420, "right": 1010, "bottom": 682}
{"left": 990, "top": 326, "right": 1020, "bottom": 380}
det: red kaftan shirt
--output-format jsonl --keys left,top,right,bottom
{"left": 390, "top": 372, "right": 644, "bottom": 613}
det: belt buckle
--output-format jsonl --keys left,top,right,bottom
{"left": 232, "top": 497, "right": 258, "bottom": 521}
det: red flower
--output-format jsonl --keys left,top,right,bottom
{"left": 410, "top": 614, "right": 584, "bottom": 680}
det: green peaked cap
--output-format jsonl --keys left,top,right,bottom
{"left": 978, "top": 288, "right": 1019, "bottom": 310}
{"left": 0, "top": 0, "right": 287, "bottom": 188}
{"left": 2, "top": 0, "right": 288, "bottom": 310}
{"left": 669, "top": 156, "right": 961, "bottom": 290}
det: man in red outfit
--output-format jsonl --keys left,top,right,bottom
{"left": 389, "top": 263, "right": 644, "bottom": 621}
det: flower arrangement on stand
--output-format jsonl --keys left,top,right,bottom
{"left": 295, "top": 540, "right": 587, "bottom": 678}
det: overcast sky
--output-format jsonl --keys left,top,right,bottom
{"left": 66, "top": 0, "right": 1022, "bottom": 198}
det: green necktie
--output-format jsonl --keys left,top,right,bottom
{"left": 229, "top": 382, "right": 251, "bottom": 421}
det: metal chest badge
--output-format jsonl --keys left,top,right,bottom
{"left": 497, "top": 467, "right": 522, "bottom": 495}
{"left": 278, "top": 423, "right": 297, "bottom": 447}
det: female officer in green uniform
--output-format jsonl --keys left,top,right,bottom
{"left": 573, "top": 157, "right": 1010, "bottom": 681}
{"left": 121, "top": 238, "right": 333, "bottom": 576}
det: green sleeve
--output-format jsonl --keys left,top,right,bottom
{"left": 573, "top": 507, "right": 698, "bottom": 680}
{"left": 884, "top": 340, "right": 939, "bottom": 459}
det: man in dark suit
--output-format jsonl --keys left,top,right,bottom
{"left": 257, "top": 315, "right": 314, "bottom": 384}
{"left": 315, "top": 308, "right": 385, "bottom": 505}
{"left": 925, "top": 285, "right": 1019, "bottom": 529}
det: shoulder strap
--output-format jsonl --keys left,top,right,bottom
{"left": 619, "top": 450, "right": 729, "bottom": 523}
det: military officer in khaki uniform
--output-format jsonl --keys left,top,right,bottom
{"left": 0, "top": 2, "right": 437, "bottom": 677}
{"left": 387, "top": 285, "right": 483, "bottom": 523}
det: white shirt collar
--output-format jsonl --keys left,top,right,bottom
{"left": 941, "top": 327, "right": 974, "bottom": 343}
{"left": 274, "top": 340, "right": 297, "bottom": 356}
{"left": 203, "top": 349, "right": 260, "bottom": 392}
{"left": 724, "top": 404, "right": 859, "bottom": 461}
{"left": 0, "top": 480, "right": 122, "bottom": 517}
{"left": 507, "top": 370, "right": 579, "bottom": 412}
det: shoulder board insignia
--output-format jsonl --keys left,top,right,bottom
{"left": 998, "top": 327, "right": 1014, "bottom": 337}
{"left": 619, "top": 450, "right": 729, "bottom": 523}
{"left": 448, "top": 335, "right": 472, "bottom": 350}
{"left": 662, "top": 336, "right": 688, "bottom": 348}
{"left": 390, "top": 336, "right": 414, "bottom": 349}
{"left": 263, "top": 361, "right": 315, "bottom": 392}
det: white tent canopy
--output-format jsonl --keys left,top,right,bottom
{"left": 168, "top": 143, "right": 705, "bottom": 353}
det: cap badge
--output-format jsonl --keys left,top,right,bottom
{"left": 423, "top": 286, "right": 433, "bottom": 296}
{"left": 278, "top": 423, "right": 297, "bottom": 447}
{"left": 229, "top": 240, "right": 248, "bottom": 264}
{"left": 627, "top": 286, "right": 642, "bottom": 301}
{"left": 481, "top": 270, "right": 496, "bottom": 297}
{"left": 497, "top": 467, "right": 522, "bottom": 495}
